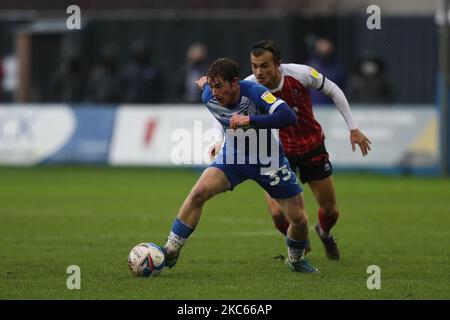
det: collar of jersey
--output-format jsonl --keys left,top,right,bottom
{"left": 269, "top": 66, "right": 285, "bottom": 93}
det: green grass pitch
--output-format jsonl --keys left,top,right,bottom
{"left": 0, "top": 166, "right": 449, "bottom": 299}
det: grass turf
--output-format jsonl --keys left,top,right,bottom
{"left": 0, "top": 166, "right": 449, "bottom": 299}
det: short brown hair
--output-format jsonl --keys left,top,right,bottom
{"left": 250, "top": 40, "right": 281, "bottom": 63}
{"left": 207, "top": 58, "right": 240, "bottom": 83}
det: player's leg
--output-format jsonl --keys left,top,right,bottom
{"left": 297, "top": 143, "right": 339, "bottom": 260}
{"left": 308, "top": 176, "right": 340, "bottom": 260}
{"left": 264, "top": 155, "right": 299, "bottom": 236}
{"left": 163, "top": 167, "right": 231, "bottom": 268}
{"left": 255, "top": 156, "right": 317, "bottom": 272}
{"left": 177, "top": 167, "right": 231, "bottom": 227}
{"left": 264, "top": 191, "right": 289, "bottom": 235}
{"left": 263, "top": 191, "right": 311, "bottom": 254}
{"left": 308, "top": 176, "right": 339, "bottom": 234}
{"left": 276, "top": 193, "right": 318, "bottom": 273}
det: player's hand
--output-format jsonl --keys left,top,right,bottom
{"left": 229, "top": 114, "right": 250, "bottom": 129}
{"left": 208, "top": 141, "right": 223, "bottom": 161}
{"left": 196, "top": 76, "right": 208, "bottom": 91}
{"left": 350, "top": 129, "right": 371, "bottom": 156}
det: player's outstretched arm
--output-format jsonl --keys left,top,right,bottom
{"left": 318, "top": 75, "right": 372, "bottom": 157}
{"left": 229, "top": 103, "right": 296, "bottom": 130}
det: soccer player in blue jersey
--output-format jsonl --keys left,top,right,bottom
{"left": 162, "top": 58, "right": 318, "bottom": 273}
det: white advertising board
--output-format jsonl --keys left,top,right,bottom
{"left": 0, "top": 105, "right": 75, "bottom": 165}
{"left": 109, "top": 105, "right": 438, "bottom": 168}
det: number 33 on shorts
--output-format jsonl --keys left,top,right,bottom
{"left": 267, "top": 165, "right": 295, "bottom": 186}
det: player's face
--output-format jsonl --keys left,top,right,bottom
{"left": 250, "top": 51, "right": 281, "bottom": 89}
{"left": 208, "top": 76, "right": 240, "bottom": 107}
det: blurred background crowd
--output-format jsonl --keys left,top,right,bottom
{"left": 0, "top": 0, "right": 442, "bottom": 105}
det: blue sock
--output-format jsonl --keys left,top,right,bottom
{"left": 286, "top": 237, "right": 308, "bottom": 262}
{"left": 165, "top": 218, "right": 194, "bottom": 252}
{"left": 171, "top": 218, "right": 194, "bottom": 239}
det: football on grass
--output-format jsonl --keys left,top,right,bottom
{"left": 128, "top": 242, "right": 165, "bottom": 277}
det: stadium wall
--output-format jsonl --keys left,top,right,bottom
{"left": 0, "top": 104, "right": 440, "bottom": 175}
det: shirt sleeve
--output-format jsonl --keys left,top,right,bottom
{"left": 283, "top": 64, "right": 357, "bottom": 130}
{"left": 247, "top": 82, "right": 286, "bottom": 115}
{"left": 283, "top": 64, "right": 326, "bottom": 90}
{"left": 249, "top": 102, "right": 297, "bottom": 129}
{"left": 320, "top": 78, "right": 358, "bottom": 131}
{"left": 202, "top": 84, "right": 213, "bottom": 104}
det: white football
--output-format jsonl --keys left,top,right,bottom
{"left": 128, "top": 242, "right": 165, "bottom": 277}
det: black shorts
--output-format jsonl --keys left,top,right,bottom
{"left": 286, "top": 143, "right": 333, "bottom": 184}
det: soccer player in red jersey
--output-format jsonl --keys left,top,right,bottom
{"left": 211, "top": 40, "right": 371, "bottom": 260}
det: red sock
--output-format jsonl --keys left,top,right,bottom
{"left": 273, "top": 215, "right": 289, "bottom": 235}
{"left": 318, "top": 208, "right": 339, "bottom": 233}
